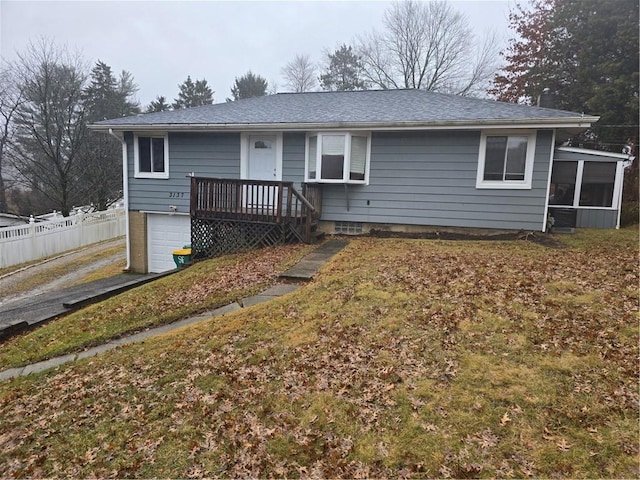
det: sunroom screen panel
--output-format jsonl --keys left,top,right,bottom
{"left": 580, "top": 162, "right": 616, "bottom": 207}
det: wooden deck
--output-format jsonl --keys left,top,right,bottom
{"left": 190, "top": 177, "right": 322, "bottom": 258}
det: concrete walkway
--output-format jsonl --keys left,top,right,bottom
{"left": 0, "top": 239, "right": 348, "bottom": 382}
{"left": 279, "top": 239, "right": 347, "bottom": 280}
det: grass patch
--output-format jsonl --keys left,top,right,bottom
{"left": 552, "top": 225, "right": 639, "bottom": 251}
{"left": 0, "top": 230, "right": 637, "bottom": 478}
{"left": 0, "top": 243, "right": 313, "bottom": 369}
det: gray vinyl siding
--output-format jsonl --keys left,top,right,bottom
{"left": 126, "top": 129, "right": 554, "bottom": 231}
{"left": 576, "top": 209, "right": 618, "bottom": 228}
{"left": 126, "top": 132, "right": 240, "bottom": 212}
{"left": 283, "top": 132, "right": 305, "bottom": 186}
{"left": 320, "top": 130, "right": 553, "bottom": 231}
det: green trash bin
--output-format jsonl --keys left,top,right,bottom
{"left": 172, "top": 248, "right": 192, "bottom": 268}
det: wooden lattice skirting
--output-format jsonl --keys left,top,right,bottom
{"left": 191, "top": 217, "right": 301, "bottom": 259}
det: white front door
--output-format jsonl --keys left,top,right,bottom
{"left": 246, "top": 135, "right": 281, "bottom": 208}
{"left": 248, "top": 135, "right": 278, "bottom": 180}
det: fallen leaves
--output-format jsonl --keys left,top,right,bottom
{"left": 164, "top": 243, "right": 311, "bottom": 309}
{"left": 556, "top": 438, "right": 571, "bottom": 452}
{"left": 500, "top": 412, "right": 512, "bottom": 426}
{"left": 0, "top": 231, "right": 638, "bottom": 478}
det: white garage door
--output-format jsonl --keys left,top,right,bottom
{"left": 147, "top": 213, "right": 191, "bottom": 273}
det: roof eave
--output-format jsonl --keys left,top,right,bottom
{"left": 557, "top": 146, "right": 632, "bottom": 160}
{"left": 88, "top": 116, "right": 600, "bottom": 133}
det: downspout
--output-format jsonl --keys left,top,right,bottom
{"left": 615, "top": 161, "right": 625, "bottom": 229}
{"left": 109, "top": 128, "right": 131, "bottom": 271}
{"left": 542, "top": 130, "right": 557, "bottom": 233}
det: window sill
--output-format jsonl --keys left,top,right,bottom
{"left": 134, "top": 172, "right": 170, "bottom": 180}
{"left": 550, "top": 205, "right": 616, "bottom": 210}
{"left": 306, "top": 179, "right": 367, "bottom": 185}
{"left": 476, "top": 181, "right": 532, "bottom": 190}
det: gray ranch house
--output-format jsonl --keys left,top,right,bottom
{"left": 91, "top": 89, "right": 628, "bottom": 273}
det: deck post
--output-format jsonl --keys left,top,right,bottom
{"left": 286, "top": 186, "right": 293, "bottom": 222}
{"left": 277, "top": 182, "right": 284, "bottom": 224}
{"left": 190, "top": 176, "right": 197, "bottom": 216}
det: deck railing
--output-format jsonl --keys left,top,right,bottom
{"left": 190, "top": 177, "right": 322, "bottom": 242}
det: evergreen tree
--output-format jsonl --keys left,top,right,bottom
{"left": 83, "top": 61, "right": 118, "bottom": 120}
{"left": 117, "top": 70, "right": 141, "bottom": 116}
{"left": 146, "top": 95, "right": 171, "bottom": 113}
{"left": 173, "top": 76, "right": 213, "bottom": 109}
{"left": 81, "top": 60, "right": 140, "bottom": 210}
{"left": 83, "top": 62, "right": 140, "bottom": 120}
{"left": 194, "top": 79, "right": 214, "bottom": 105}
{"left": 229, "top": 71, "right": 268, "bottom": 101}
{"left": 319, "top": 44, "right": 368, "bottom": 91}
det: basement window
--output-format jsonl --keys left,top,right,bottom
{"left": 334, "top": 221, "right": 363, "bottom": 235}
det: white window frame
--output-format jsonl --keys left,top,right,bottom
{"left": 551, "top": 159, "right": 622, "bottom": 210}
{"left": 134, "top": 133, "right": 169, "bottom": 179}
{"left": 305, "top": 132, "right": 371, "bottom": 185}
{"left": 476, "top": 131, "right": 537, "bottom": 189}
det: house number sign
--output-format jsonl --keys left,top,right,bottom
{"left": 168, "top": 192, "right": 185, "bottom": 198}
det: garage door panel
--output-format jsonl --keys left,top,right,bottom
{"left": 147, "top": 214, "right": 191, "bottom": 273}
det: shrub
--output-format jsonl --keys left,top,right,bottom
{"left": 620, "top": 202, "right": 639, "bottom": 227}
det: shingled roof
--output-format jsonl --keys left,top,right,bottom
{"left": 91, "top": 89, "right": 598, "bottom": 131}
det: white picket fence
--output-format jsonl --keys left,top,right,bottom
{"left": 0, "top": 208, "right": 126, "bottom": 269}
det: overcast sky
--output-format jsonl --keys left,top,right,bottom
{"left": 1, "top": 0, "right": 516, "bottom": 107}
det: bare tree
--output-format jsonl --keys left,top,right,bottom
{"left": 11, "top": 39, "right": 88, "bottom": 217}
{"left": 281, "top": 54, "right": 317, "bottom": 92}
{"left": 0, "top": 63, "right": 24, "bottom": 213}
{"left": 267, "top": 80, "right": 280, "bottom": 95}
{"left": 357, "top": 0, "right": 499, "bottom": 96}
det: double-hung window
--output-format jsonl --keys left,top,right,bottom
{"left": 306, "top": 132, "right": 370, "bottom": 183}
{"left": 134, "top": 134, "right": 169, "bottom": 179}
{"left": 476, "top": 131, "right": 536, "bottom": 189}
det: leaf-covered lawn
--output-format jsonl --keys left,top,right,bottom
{"left": 0, "top": 229, "right": 638, "bottom": 478}
{"left": 0, "top": 243, "right": 313, "bottom": 369}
